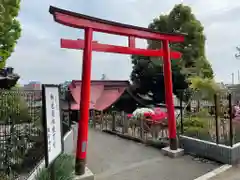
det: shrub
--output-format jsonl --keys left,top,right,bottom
{"left": 179, "top": 111, "right": 212, "bottom": 141}
{"left": 0, "top": 173, "right": 10, "bottom": 180}
{"left": 35, "top": 154, "right": 74, "bottom": 180}
{"left": 182, "top": 116, "right": 208, "bottom": 129}
{"left": 184, "top": 126, "right": 210, "bottom": 140}
{"left": 192, "top": 108, "right": 211, "bottom": 118}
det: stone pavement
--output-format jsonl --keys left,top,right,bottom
{"left": 210, "top": 165, "right": 240, "bottom": 180}
{"left": 87, "top": 128, "right": 220, "bottom": 180}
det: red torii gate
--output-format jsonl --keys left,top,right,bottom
{"left": 49, "top": 6, "right": 185, "bottom": 175}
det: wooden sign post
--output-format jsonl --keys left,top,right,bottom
{"left": 42, "top": 84, "right": 64, "bottom": 180}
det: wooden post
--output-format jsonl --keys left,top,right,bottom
{"left": 122, "top": 112, "right": 125, "bottom": 134}
{"left": 50, "top": 159, "right": 56, "bottom": 180}
{"left": 112, "top": 111, "right": 116, "bottom": 132}
{"left": 100, "top": 111, "right": 103, "bottom": 130}
{"left": 140, "top": 116, "right": 144, "bottom": 140}
{"left": 93, "top": 110, "right": 96, "bottom": 128}
{"left": 123, "top": 112, "right": 128, "bottom": 134}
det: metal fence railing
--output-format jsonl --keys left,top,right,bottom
{"left": 0, "top": 87, "right": 72, "bottom": 180}
{"left": 90, "top": 111, "right": 169, "bottom": 144}
{"left": 88, "top": 91, "right": 240, "bottom": 148}
{"left": 59, "top": 88, "right": 72, "bottom": 136}
{"left": 178, "top": 91, "right": 239, "bottom": 147}
{"left": 0, "top": 89, "right": 44, "bottom": 180}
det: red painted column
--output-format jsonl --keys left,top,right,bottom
{"left": 75, "top": 28, "right": 93, "bottom": 175}
{"left": 162, "top": 40, "right": 177, "bottom": 150}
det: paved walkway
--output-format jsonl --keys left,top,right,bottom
{"left": 87, "top": 128, "right": 220, "bottom": 180}
{"left": 210, "top": 166, "right": 240, "bottom": 180}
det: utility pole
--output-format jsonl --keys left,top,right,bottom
{"left": 232, "top": 73, "right": 234, "bottom": 85}
{"left": 235, "top": 46, "right": 240, "bottom": 84}
{"left": 238, "top": 70, "right": 240, "bottom": 84}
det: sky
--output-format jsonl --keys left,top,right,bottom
{"left": 6, "top": 0, "right": 240, "bottom": 84}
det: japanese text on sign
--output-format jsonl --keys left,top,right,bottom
{"left": 43, "top": 85, "right": 63, "bottom": 167}
{"left": 50, "top": 94, "right": 56, "bottom": 148}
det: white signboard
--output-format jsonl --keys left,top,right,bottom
{"left": 42, "top": 85, "right": 63, "bottom": 167}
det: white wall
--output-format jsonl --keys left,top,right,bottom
{"left": 27, "top": 123, "right": 77, "bottom": 180}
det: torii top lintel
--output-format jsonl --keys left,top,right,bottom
{"left": 49, "top": 6, "right": 185, "bottom": 42}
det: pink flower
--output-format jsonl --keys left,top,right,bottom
{"left": 144, "top": 112, "right": 153, "bottom": 117}
{"left": 127, "top": 114, "right": 133, "bottom": 118}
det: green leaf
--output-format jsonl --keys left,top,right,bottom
{"left": 0, "top": 0, "right": 21, "bottom": 68}
{"left": 130, "top": 3, "right": 214, "bottom": 104}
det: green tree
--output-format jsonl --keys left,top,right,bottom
{"left": 0, "top": 0, "right": 22, "bottom": 68}
{"left": 131, "top": 55, "right": 188, "bottom": 102}
{"left": 0, "top": 88, "right": 31, "bottom": 123}
{"left": 189, "top": 76, "right": 221, "bottom": 101}
{"left": 131, "top": 4, "right": 214, "bottom": 103}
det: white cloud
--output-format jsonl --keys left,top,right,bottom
{"left": 6, "top": 0, "right": 240, "bottom": 84}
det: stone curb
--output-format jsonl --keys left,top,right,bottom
{"left": 194, "top": 164, "right": 232, "bottom": 180}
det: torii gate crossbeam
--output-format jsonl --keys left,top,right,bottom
{"left": 49, "top": 5, "right": 185, "bottom": 176}
{"left": 60, "top": 39, "right": 182, "bottom": 58}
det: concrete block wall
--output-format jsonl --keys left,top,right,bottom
{"left": 231, "top": 142, "right": 240, "bottom": 164}
{"left": 180, "top": 135, "right": 240, "bottom": 164}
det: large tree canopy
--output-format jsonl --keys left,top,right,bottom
{"left": 0, "top": 0, "right": 21, "bottom": 68}
{"left": 131, "top": 4, "right": 214, "bottom": 103}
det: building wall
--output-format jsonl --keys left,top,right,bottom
{"left": 23, "top": 81, "right": 41, "bottom": 91}
{"left": 23, "top": 82, "right": 42, "bottom": 108}
{"left": 227, "top": 84, "right": 240, "bottom": 103}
